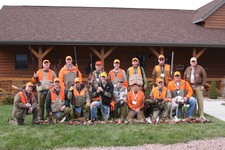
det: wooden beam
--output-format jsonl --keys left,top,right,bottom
{"left": 196, "top": 48, "right": 207, "bottom": 59}
{"left": 101, "top": 47, "right": 105, "bottom": 69}
{"left": 38, "top": 46, "right": 43, "bottom": 69}
{"left": 90, "top": 47, "right": 101, "bottom": 59}
{"left": 160, "top": 47, "right": 164, "bottom": 55}
{"left": 148, "top": 47, "right": 160, "bottom": 57}
{"left": 192, "top": 48, "right": 197, "bottom": 57}
{"left": 42, "top": 46, "right": 55, "bottom": 58}
{"left": 103, "top": 47, "right": 116, "bottom": 59}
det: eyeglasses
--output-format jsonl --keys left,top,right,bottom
{"left": 175, "top": 75, "right": 180, "bottom": 77}
{"left": 158, "top": 82, "right": 163, "bottom": 84}
{"left": 191, "top": 60, "right": 196, "bottom": 62}
{"left": 159, "top": 59, "right": 164, "bottom": 61}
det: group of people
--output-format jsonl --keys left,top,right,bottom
{"left": 11, "top": 54, "right": 207, "bottom": 125}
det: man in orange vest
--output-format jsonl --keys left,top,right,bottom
{"left": 46, "top": 78, "right": 71, "bottom": 123}
{"left": 147, "top": 78, "right": 172, "bottom": 121}
{"left": 32, "top": 59, "right": 57, "bottom": 120}
{"left": 127, "top": 57, "right": 147, "bottom": 91}
{"left": 108, "top": 59, "right": 128, "bottom": 88}
{"left": 168, "top": 71, "right": 196, "bottom": 118}
{"left": 68, "top": 78, "right": 90, "bottom": 119}
{"left": 59, "top": 56, "right": 82, "bottom": 90}
{"left": 90, "top": 72, "right": 114, "bottom": 121}
{"left": 12, "top": 82, "right": 38, "bottom": 125}
{"left": 152, "top": 55, "right": 171, "bottom": 86}
{"left": 126, "top": 82, "right": 145, "bottom": 123}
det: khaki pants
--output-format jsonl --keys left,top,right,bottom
{"left": 38, "top": 90, "right": 48, "bottom": 120}
{"left": 193, "top": 85, "right": 204, "bottom": 117}
{"left": 126, "top": 109, "right": 144, "bottom": 121}
{"left": 51, "top": 107, "right": 71, "bottom": 121}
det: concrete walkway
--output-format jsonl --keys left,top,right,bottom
{"left": 204, "top": 98, "right": 225, "bottom": 121}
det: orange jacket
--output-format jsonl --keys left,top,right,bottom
{"left": 127, "top": 90, "right": 145, "bottom": 111}
{"left": 108, "top": 69, "right": 128, "bottom": 87}
{"left": 167, "top": 79, "right": 193, "bottom": 98}
{"left": 50, "top": 87, "right": 65, "bottom": 102}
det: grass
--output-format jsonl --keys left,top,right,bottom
{"left": 1, "top": 105, "right": 225, "bottom": 150}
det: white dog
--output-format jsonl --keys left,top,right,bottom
{"left": 170, "top": 96, "right": 185, "bottom": 122}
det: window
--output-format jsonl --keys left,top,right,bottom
{"left": 15, "top": 54, "right": 28, "bottom": 69}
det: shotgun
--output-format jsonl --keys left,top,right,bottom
{"left": 170, "top": 51, "right": 174, "bottom": 76}
{"left": 74, "top": 46, "right": 78, "bottom": 69}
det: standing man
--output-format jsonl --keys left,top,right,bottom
{"left": 168, "top": 71, "right": 196, "bottom": 118}
{"left": 184, "top": 57, "right": 207, "bottom": 120}
{"left": 90, "top": 72, "right": 114, "bottom": 121}
{"left": 113, "top": 79, "right": 128, "bottom": 122}
{"left": 108, "top": 59, "right": 128, "bottom": 88}
{"left": 127, "top": 57, "right": 147, "bottom": 91}
{"left": 46, "top": 78, "right": 71, "bottom": 123}
{"left": 68, "top": 78, "right": 90, "bottom": 119}
{"left": 12, "top": 82, "right": 38, "bottom": 125}
{"left": 59, "top": 56, "right": 82, "bottom": 90}
{"left": 152, "top": 55, "right": 171, "bottom": 86}
{"left": 126, "top": 83, "right": 145, "bottom": 123}
{"left": 147, "top": 78, "right": 172, "bottom": 121}
{"left": 32, "top": 59, "right": 57, "bottom": 120}
{"left": 88, "top": 61, "right": 104, "bottom": 89}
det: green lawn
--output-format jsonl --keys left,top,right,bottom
{"left": 0, "top": 105, "right": 225, "bottom": 150}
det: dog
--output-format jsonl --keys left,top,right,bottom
{"left": 170, "top": 96, "right": 187, "bottom": 122}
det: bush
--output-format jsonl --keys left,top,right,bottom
{"left": 0, "top": 96, "right": 14, "bottom": 105}
{"left": 208, "top": 81, "right": 218, "bottom": 99}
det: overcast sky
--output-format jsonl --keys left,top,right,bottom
{"left": 0, "top": 0, "right": 213, "bottom": 10}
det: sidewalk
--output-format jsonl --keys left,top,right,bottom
{"left": 204, "top": 98, "right": 225, "bottom": 122}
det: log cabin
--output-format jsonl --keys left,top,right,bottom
{"left": 0, "top": 0, "right": 225, "bottom": 95}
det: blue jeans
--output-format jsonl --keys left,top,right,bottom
{"left": 178, "top": 96, "right": 196, "bottom": 117}
{"left": 90, "top": 101, "right": 110, "bottom": 120}
{"left": 74, "top": 107, "right": 83, "bottom": 116}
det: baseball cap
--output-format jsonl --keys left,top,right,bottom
{"left": 190, "top": 57, "right": 197, "bottom": 62}
{"left": 43, "top": 59, "right": 50, "bottom": 63}
{"left": 156, "top": 78, "right": 164, "bottom": 83}
{"left": 66, "top": 56, "right": 72, "bottom": 60}
{"left": 26, "top": 82, "right": 33, "bottom": 87}
{"left": 174, "top": 71, "right": 181, "bottom": 77}
{"left": 95, "top": 61, "right": 102, "bottom": 65}
{"left": 74, "top": 78, "right": 80, "bottom": 83}
{"left": 54, "top": 78, "right": 60, "bottom": 82}
{"left": 132, "top": 57, "right": 139, "bottom": 62}
{"left": 158, "top": 55, "right": 165, "bottom": 59}
{"left": 100, "top": 72, "right": 107, "bottom": 77}
{"left": 117, "top": 78, "right": 124, "bottom": 83}
{"left": 114, "top": 59, "right": 120, "bottom": 64}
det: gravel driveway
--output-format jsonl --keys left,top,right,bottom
{"left": 57, "top": 137, "right": 225, "bottom": 150}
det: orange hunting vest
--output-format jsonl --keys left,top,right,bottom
{"left": 19, "top": 91, "right": 33, "bottom": 104}
{"left": 50, "top": 87, "right": 65, "bottom": 102}
{"left": 155, "top": 64, "right": 171, "bottom": 84}
{"left": 73, "top": 88, "right": 86, "bottom": 96}
{"left": 37, "top": 69, "right": 54, "bottom": 81}
{"left": 109, "top": 69, "right": 128, "bottom": 87}
{"left": 152, "top": 87, "right": 167, "bottom": 99}
{"left": 128, "top": 67, "right": 142, "bottom": 76}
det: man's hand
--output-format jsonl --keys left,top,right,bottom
{"left": 60, "top": 105, "right": 66, "bottom": 112}
{"left": 184, "top": 96, "right": 188, "bottom": 102}
{"left": 69, "top": 86, "right": 74, "bottom": 92}
{"left": 28, "top": 107, "right": 33, "bottom": 114}
{"left": 33, "top": 73, "right": 38, "bottom": 78}
{"left": 97, "top": 87, "right": 103, "bottom": 93}
{"left": 26, "top": 103, "right": 31, "bottom": 108}
{"left": 90, "top": 102, "right": 95, "bottom": 107}
{"left": 86, "top": 102, "right": 90, "bottom": 107}
{"left": 201, "top": 86, "right": 204, "bottom": 90}
{"left": 135, "top": 108, "right": 140, "bottom": 112}
{"left": 143, "top": 85, "right": 147, "bottom": 91}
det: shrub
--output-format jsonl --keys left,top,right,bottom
{"left": 208, "top": 81, "right": 218, "bottom": 99}
{"left": 0, "top": 96, "right": 14, "bottom": 105}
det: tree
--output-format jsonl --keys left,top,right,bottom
{"left": 208, "top": 81, "right": 218, "bottom": 99}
